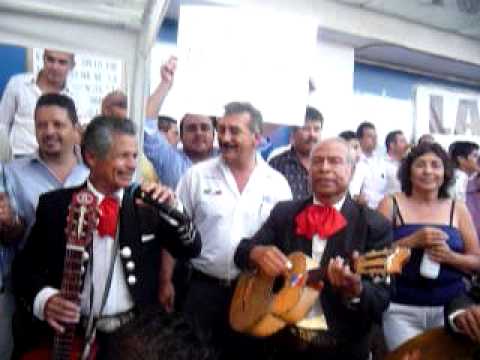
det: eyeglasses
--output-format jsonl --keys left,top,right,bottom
{"left": 111, "top": 101, "right": 127, "bottom": 109}
{"left": 184, "top": 124, "right": 213, "bottom": 133}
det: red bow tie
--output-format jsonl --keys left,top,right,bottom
{"left": 295, "top": 204, "right": 346, "bottom": 240}
{"left": 97, "top": 196, "right": 119, "bottom": 238}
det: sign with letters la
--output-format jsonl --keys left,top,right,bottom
{"left": 414, "top": 85, "right": 480, "bottom": 149}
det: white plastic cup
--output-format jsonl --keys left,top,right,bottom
{"left": 420, "top": 253, "right": 440, "bottom": 279}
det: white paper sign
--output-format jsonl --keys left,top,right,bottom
{"left": 33, "top": 48, "right": 124, "bottom": 120}
{"left": 161, "top": 5, "right": 317, "bottom": 126}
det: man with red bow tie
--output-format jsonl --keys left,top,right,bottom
{"left": 234, "top": 138, "right": 392, "bottom": 360}
{"left": 12, "top": 116, "right": 201, "bottom": 359}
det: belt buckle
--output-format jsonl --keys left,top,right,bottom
{"left": 96, "top": 317, "right": 122, "bottom": 333}
{"left": 96, "top": 310, "right": 135, "bottom": 333}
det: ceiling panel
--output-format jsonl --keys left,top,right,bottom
{"left": 356, "top": 44, "right": 480, "bottom": 85}
{"left": 335, "top": 0, "right": 480, "bottom": 40}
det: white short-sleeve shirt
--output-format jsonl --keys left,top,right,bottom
{"left": 177, "top": 154, "right": 292, "bottom": 280}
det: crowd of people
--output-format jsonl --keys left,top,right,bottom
{"left": 0, "top": 49, "right": 480, "bottom": 360}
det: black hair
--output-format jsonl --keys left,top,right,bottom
{"left": 179, "top": 114, "right": 216, "bottom": 138}
{"left": 385, "top": 130, "right": 403, "bottom": 152}
{"left": 305, "top": 106, "right": 323, "bottom": 128}
{"left": 356, "top": 122, "right": 375, "bottom": 139}
{"left": 398, "top": 142, "right": 453, "bottom": 198}
{"left": 35, "top": 93, "right": 78, "bottom": 125}
{"left": 157, "top": 116, "right": 177, "bottom": 132}
{"left": 448, "top": 141, "right": 479, "bottom": 168}
{"left": 338, "top": 130, "right": 358, "bottom": 141}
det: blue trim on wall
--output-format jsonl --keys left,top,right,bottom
{"left": 158, "top": 18, "right": 178, "bottom": 44}
{"left": 354, "top": 62, "right": 480, "bottom": 100}
{"left": 0, "top": 45, "right": 26, "bottom": 98}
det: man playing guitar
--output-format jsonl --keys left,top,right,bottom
{"left": 234, "top": 138, "right": 393, "bottom": 360}
{"left": 12, "top": 116, "right": 201, "bottom": 359}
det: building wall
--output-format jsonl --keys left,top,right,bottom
{"left": 353, "top": 63, "right": 480, "bottom": 147}
{"left": 0, "top": 44, "right": 26, "bottom": 96}
{"left": 1, "top": 19, "right": 479, "bottom": 149}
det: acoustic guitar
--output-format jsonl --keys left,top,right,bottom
{"left": 21, "top": 190, "right": 98, "bottom": 360}
{"left": 385, "top": 327, "right": 480, "bottom": 360}
{"left": 230, "top": 247, "right": 410, "bottom": 338}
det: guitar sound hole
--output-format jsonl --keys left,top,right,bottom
{"left": 272, "top": 276, "right": 285, "bottom": 294}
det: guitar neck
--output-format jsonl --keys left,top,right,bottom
{"left": 305, "top": 247, "right": 410, "bottom": 288}
{"left": 52, "top": 245, "right": 85, "bottom": 360}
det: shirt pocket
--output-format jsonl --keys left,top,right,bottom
{"left": 196, "top": 188, "right": 228, "bottom": 222}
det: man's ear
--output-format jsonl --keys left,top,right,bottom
{"left": 457, "top": 156, "right": 467, "bottom": 168}
{"left": 83, "top": 150, "right": 96, "bottom": 169}
{"left": 74, "top": 125, "right": 82, "bottom": 145}
{"left": 69, "top": 54, "right": 76, "bottom": 70}
{"left": 254, "top": 133, "right": 262, "bottom": 147}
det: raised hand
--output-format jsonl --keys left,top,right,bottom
{"left": 160, "top": 56, "right": 177, "bottom": 89}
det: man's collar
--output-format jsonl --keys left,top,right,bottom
{"left": 34, "top": 70, "right": 70, "bottom": 93}
{"left": 313, "top": 194, "right": 346, "bottom": 211}
{"left": 87, "top": 180, "right": 124, "bottom": 203}
{"left": 220, "top": 152, "right": 260, "bottom": 172}
{"left": 387, "top": 153, "right": 401, "bottom": 163}
{"left": 360, "top": 151, "right": 375, "bottom": 160}
{"left": 33, "top": 149, "right": 83, "bottom": 166}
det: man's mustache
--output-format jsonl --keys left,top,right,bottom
{"left": 220, "top": 143, "right": 236, "bottom": 150}
{"left": 303, "top": 137, "right": 317, "bottom": 145}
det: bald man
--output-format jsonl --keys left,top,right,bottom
{"left": 235, "top": 138, "right": 393, "bottom": 360}
{"left": 101, "top": 90, "right": 128, "bottom": 119}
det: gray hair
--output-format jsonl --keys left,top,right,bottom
{"left": 224, "top": 102, "right": 263, "bottom": 134}
{"left": 310, "top": 137, "right": 355, "bottom": 167}
{"left": 81, "top": 116, "right": 136, "bottom": 163}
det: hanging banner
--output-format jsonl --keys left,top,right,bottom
{"left": 415, "top": 85, "right": 480, "bottom": 149}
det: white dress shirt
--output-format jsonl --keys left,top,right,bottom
{"left": 451, "top": 169, "right": 472, "bottom": 201}
{"left": 34, "top": 182, "right": 134, "bottom": 320}
{"left": 384, "top": 155, "right": 402, "bottom": 196}
{"left": 349, "top": 152, "right": 387, "bottom": 209}
{"left": 0, "top": 73, "right": 89, "bottom": 157}
{"left": 177, "top": 154, "right": 292, "bottom": 280}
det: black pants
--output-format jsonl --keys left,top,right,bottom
{"left": 183, "top": 271, "right": 267, "bottom": 360}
